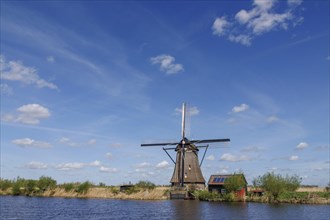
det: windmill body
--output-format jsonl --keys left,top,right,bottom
{"left": 141, "top": 103, "right": 230, "bottom": 190}
{"left": 170, "top": 138, "right": 205, "bottom": 188}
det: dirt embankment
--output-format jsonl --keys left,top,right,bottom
{"left": 38, "top": 187, "right": 169, "bottom": 200}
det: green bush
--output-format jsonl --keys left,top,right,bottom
{"left": 223, "top": 192, "right": 235, "bottom": 202}
{"left": 193, "top": 190, "right": 219, "bottom": 201}
{"left": 62, "top": 183, "right": 75, "bottom": 192}
{"left": 135, "top": 181, "right": 156, "bottom": 190}
{"left": 0, "top": 179, "right": 13, "bottom": 191}
{"left": 224, "top": 174, "right": 245, "bottom": 193}
{"left": 253, "top": 172, "right": 301, "bottom": 201}
{"left": 12, "top": 177, "right": 27, "bottom": 195}
{"left": 124, "top": 186, "right": 140, "bottom": 195}
{"left": 38, "top": 176, "right": 57, "bottom": 192}
{"left": 109, "top": 186, "right": 119, "bottom": 195}
{"left": 75, "top": 181, "right": 92, "bottom": 194}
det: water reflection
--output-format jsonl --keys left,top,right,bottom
{"left": 171, "top": 200, "right": 202, "bottom": 220}
{"left": 1, "top": 196, "right": 329, "bottom": 220}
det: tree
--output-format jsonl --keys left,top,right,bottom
{"left": 38, "top": 176, "right": 57, "bottom": 192}
{"left": 253, "top": 172, "right": 301, "bottom": 201}
{"left": 224, "top": 174, "right": 246, "bottom": 193}
{"left": 135, "top": 181, "right": 156, "bottom": 190}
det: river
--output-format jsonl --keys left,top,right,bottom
{"left": 0, "top": 196, "right": 329, "bottom": 219}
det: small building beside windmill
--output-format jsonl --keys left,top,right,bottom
{"left": 208, "top": 174, "right": 247, "bottom": 199}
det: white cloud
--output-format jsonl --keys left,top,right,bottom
{"left": 216, "top": 169, "right": 229, "bottom": 174}
{"left": 156, "top": 160, "right": 170, "bottom": 169}
{"left": 228, "top": 34, "right": 252, "bottom": 46}
{"left": 2, "top": 104, "right": 51, "bottom": 125}
{"left": 55, "top": 160, "right": 104, "bottom": 171}
{"left": 288, "top": 0, "right": 303, "bottom": 7}
{"left": 108, "top": 143, "right": 123, "bottom": 148}
{"left": 55, "top": 162, "right": 85, "bottom": 170}
{"left": 47, "top": 56, "right": 55, "bottom": 63}
{"left": 59, "top": 137, "right": 97, "bottom": 147}
{"left": 240, "top": 146, "right": 263, "bottom": 152}
{"left": 25, "top": 161, "right": 48, "bottom": 169}
{"left": 220, "top": 153, "right": 250, "bottom": 162}
{"left": 87, "top": 139, "right": 96, "bottom": 145}
{"left": 136, "top": 162, "right": 151, "bottom": 168}
{"left": 100, "top": 166, "right": 118, "bottom": 173}
{"left": 106, "top": 152, "right": 113, "bottom": 159}
{"left": 213, "top": 0, "right": 303, "bottom": 46}
{"left": 0, "top": 84, "right": 13, "bottom": 95}
{"left": 150, "top": 54, "right": 184, "bottom": 74}
{"left": 212, "top": 16, "right": 229, "bottom": 36}
{"left": 206, "top": 155, "right": 215, "bottom": 161}
{"left": 267, "top": 115, "right": 279, "bottom": 123}
{"left": 0, "top": 55, "right": 58, "bottom": 90}
{"left": 296, "top": 142, "right": 308, "bottom": 150}
{"left": 232, "top": 104, "right": 249, "bottom": 113}
{"left": 249, "top": 12, "right": 291, "bottom": 35}
{"left": 289, "top": 155, "right": 299, "bottom": 161}
{"left": 59, "top": 137, "right": 78, "bottom": 147}
{"left": 12, "top": 138, "right": 52, "bottom": 148}
{"left": 89, "top": 160, "right": 102, "bottom": 167}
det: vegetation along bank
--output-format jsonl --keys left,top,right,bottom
{"left": 0, "top": 173, "right": 329, "bottom": 204}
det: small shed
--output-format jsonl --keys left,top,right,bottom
{"left": 208, "top": 174, "right": 247, "bottom": 199}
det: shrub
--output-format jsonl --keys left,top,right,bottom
{"left": 25, "top": 179, "right": 39, "bottom": 195}
{"left": 109, "top": 186, "right": 119, "bottom": 195}
{"left": 38, "top": 176, "right": 57, "bottom": 192}
{"left": 12, "top": 177, "right": 27, "bottom": 195}
{"left": 124, "top": 186, "right": 140, "bottom": 195}
{"left": 0, "top": 179, "right": 13, "bottom": 191}
{"left": 253, "top": 172, "right": 301, "bottom": 201}
{"left": 63, "top": 183, "right": 75, "bottom": 192}
{"left": 224, "top": 174, "right": 246, "bottom": 193}
{"left": 135, "top": 181, "right": 156, "bottom": 190}
{"left": 76, "top": 181, "right": 92, "bottom": 194}
{"left": 194, "top": 190, "right": 219, "bottom": 201}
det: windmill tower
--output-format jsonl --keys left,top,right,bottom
{"left": 141, "top": 103, "right": 230, "bottom": 189}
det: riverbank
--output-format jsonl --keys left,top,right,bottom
{"left": 1, "top": 186, "right": 329, "bottom": 204}
{"left": 0, "top": 186, "right": 169, "bottom": 200}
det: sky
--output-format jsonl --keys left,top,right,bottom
{"left": 0, "top": 0, "right": 329, "bottom": 187}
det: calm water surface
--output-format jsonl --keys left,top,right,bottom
{"left": 0, "top": 196, "right": 329, "bottom": 220}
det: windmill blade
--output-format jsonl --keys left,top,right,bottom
{"left": 190, "top": 138, "right": 230, "bottom": 144}
{"left": 141, "top": 142, "right": 180, "bottom": 147}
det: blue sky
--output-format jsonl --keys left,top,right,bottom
{"left": 1, "top": 0, "right": 329, "bottom": 186}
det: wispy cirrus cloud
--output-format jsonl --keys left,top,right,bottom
{"left": 220, "top": 153, "right": 250, "bottom": 162}
{"left": 55, "top": 160, "right": 102, "bottom": 171}
{"left": 0, "top": 83, "right": 13, "bottom": 95}
{"left": 99, "top": 166, "right": 118, "bottom": 173}
{"left": 24, "top": 161, "right": 48, "bottom": 169}
{"left": 212, "top": 0, "right": 304, "bottom": 46}
{"left": 2, "top": 104, "right": 51, "bottom": 125}
{"left": 12, "top": 138, "right": 52, "bottom": 148}
{"left": 0, "top": 55, "right": 58, "bottom": 90}
{"left": 58, "top": 137, "right": 97, "bottom": 147}
{"left": 150, "top": 54, "right": 184, "bottom": 74}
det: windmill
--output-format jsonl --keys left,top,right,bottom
{"left": 141, "top": 103, "right": 230, "bottom": 188}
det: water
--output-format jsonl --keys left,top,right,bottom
{"left": 0, "top": 196, "right": 329, "bottom": 220}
